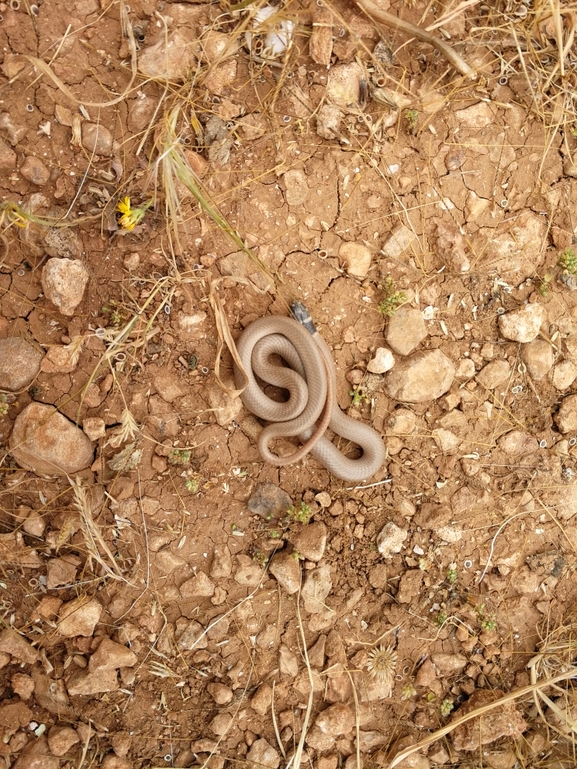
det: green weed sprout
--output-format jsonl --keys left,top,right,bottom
{"left": 557, "top": 248, "right": 577, "bottom": 274}
{"left": 287, "top": 502, "right": 312, "bottom": 524}
{"left": 379, "top": 277, "right": 406, "bottom": 317}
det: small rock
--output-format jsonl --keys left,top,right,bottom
{"left": 44, "top": 228, "right": 83, "bottom": 260}
{"left": 357, "top": 731, "right": 388, "bottom": 751}
{"left": 31, "top": 670, "right": 69, "bottom": 714}
{"left": 81, "top": 122, "right": 113, "bottom": 156}
{"left": 210, "top": 544, "right": 232, "bottom": 579}
{"left": 11, "top": 673, "right": 34, "bottom": 700}
{"left": 451, "top": 690, "right": 526, "bottom": 751}
{"left": 302, "top": 564, "right": 332, "bottom": 613}
{"left": 431, "top": 653, "right": 467, "bottom": 675}
{"left": 279, "top": 644, "right": 299, "bottom": 677}
{"left": 0, "top": 628, "right": 38, "bottom": 664}
{"left": 316, "top": 103, "right": 343, "bottom": 140}
{"left": 57, "top": 597, "right": 102, "bottom": 637}
{"left": 384, "top": 350, "right": 455, "bottom": 402}
{"left": 47, "top": 726, "right": 80, "bottom": 757}
{"left": 339, "top": 241, "right": 372, "bottom": 278}
{"left": 200, "top": 30, "right": 238, "bottom": 63}
{"left": 46, "top": 557, "right": 78, "bottom": 589}
{"left": 397, "top": 569, "right": 424, "bottom": 603}
{"left": 456, "top": 358, "right": 476, "bottom": 379}
{"left": 431, "top": 428, "right": 460, "bottom": 454}
{"left": 555, "top": 394, "right": 577, "bottom": 434}
{"left": 207, "top": 388, "right": 242, "bottom": 426}
{"left": 207, "top": 683, "right": 233, "bottom": 705}
{"left": 415, "top": 658, "right": 436, "bottom": 688}
{"left": 368, "top": 564, "right": 388, "bottom": 589}
{"left": 176, "top": 620, "right": 207, "bottom": 651}
{"left": 481, "top": 750, "right": 517, "bottom": 769}
{"left": 476, "top": 359, "right": 511, "bottom": 389}
{"left": 247, "top": 482, "right": 292, "bottom": 519}
{"left": 101, "top": 757, "right": 132, "bottom": 769}
{"left": 283, "top": 169, "right": 308, "bottom": 206}
{"left": 0, "top": 137, "right": 17, "bottom": 171}
{"left": 20, "top": 156, "right": 50, "bottom": 185}
{"left": 326, "top": 62, "right": 362, "bottom": 105}
{"left": 315, "top": 491, "right": 332, "bottom": 508}
{"left": 152, "top": 370, "right": 187, "bottom": 403}
{"left": 387, "top": 408, "right": 417, "bottom": 434}
{"left": 41, "top": 345, "right": 80, "bottom": 374}
{"left": 246, "top": 738, "right": 280, "bottom": 769}
{"left": 0, "top": 338, "right": 44, "bottom": 391}
{"left": 179, "top": 571, "right": 215, "bottom": 598}
{"left": 12, "top": 735, "right": 59, "bottom": 769}
{"left": 251, "top": 683, "right": 272, "bottom": 715}
{"left": 291, "top": 522, "right": 327, "bottom": 562}
{"left": 498, "top": 304, "right": 545, "bottom": 343}
{"left": 386, "top": 307, "right": 427, "bottom": 356}
{"left": 367, "top": 347, "right": 395, "bottom": 374}
{"left": 316, "top": 703, "right": 355, "bottom": 735}
{"left": 41, "top": 257, "right": 89, "bottom": 315}
{"left": 455, "top": 101, "right": 496, "bottom": 128}
{"left": 551, "top": 359, "right": 577, "bottom": 390}
{"left": 269, "top": 551, "right": 301, "bottom": 594}
{"left": 203, "top": 59, "right": 237, "bottom": 94}
{"left": 83, "top": 417, "right": 106, "bottom": 441}
{"left": 381, "top": 224, "right": 418, "bottom": 259}
{"left": 66, "top": 668, "right": 118, "bottom": 696}
{"left": 155, "top": 549, "right": 186, "bottom": 575}
{"left": 498, "top": 430, "right": 539, "bottom": 456}
{"left": 124, "top": 252, "right": 140, "bottom": 271}
{"left": 110, "top": 732, "right": 132, "bottom": 758}
{"left": 234, "top": 554, "right": 265, "bottom": 586}
{"left": 10, "top": 403, "right": 94, "bottom": 476}
{"left": 89, "top": 637, "right": 137, "bottom": 671}
{"left": 376, "top": 522, "right": 408, "bottom": 558}
{"left": 305, "top": 725, "right": 336, "bottom": 751}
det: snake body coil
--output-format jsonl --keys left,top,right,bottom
{"left": 233, "top": 306, "right": 385, "bottom": 482}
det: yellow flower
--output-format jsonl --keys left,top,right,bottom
{"left": 116, "top": 196, "right": 152, "bottom": 231}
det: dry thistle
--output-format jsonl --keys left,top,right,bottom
{"left": 366, "top": 644, "right": 398, "bottom": 689}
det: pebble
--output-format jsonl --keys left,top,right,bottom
{"left": 41, "top": 346, "right": 79, "bottom": 374}
{"left": 101, "top": 757, "right": 132, "bottom": 769}
{"left": 210, "top": 544, "right": 233, "bottom": 579}
{"left": 554, "top": 394, "right": 577, "bottom": 434}
{"left": 0, "top": 629, "right": 38, "bottom": 664}
{"left": 208, "top": 389, "right": 242, "bottom": 426}
{"left": 431, "top": 428, "right": 460, "bottom": 454}
{"left": 246, "top": 738, "right": 280, "bottom": 769}
{"left": 283, "top": 169, "right": 307, "bottom": 206}
{"left": 367, "top": 347, "right": 395, "bottom": 374}
{"left": 47, "top": 726, "right": 80, "bottom": 757}
{"left": 315, "top": 491, "right": 332, "bottom": 508}
{"left": 376, "top": 522, "right": 408, "bottom": 557}
{"left": 83, "top": 417, "right": 106, "bottom": 441}
{"left": 31, "top": 670, "right": 69, "bottom": 714}
{"left": 81, "top": 122, "right": 113, "bottom": 156}
{"left": 381, "top": 224, "right": 419, "bottom": 259}
{"left": 41, "top": 258, "right": 89, "bottom": 315}
{"left": 44, "top": 228, "right": 83, "bottom": 260}
{"left": 279, "top": 644, "right": 299, "bottom": 677}
{"left": 66, "top": 668, "right": 118, "bottom": 696}
{"left": 387, "top": 408, "right": 417, "bottom": 434}
{"left": 521, "top": 339, "right": 554, "bottom": 382}
{"left": 326, "top": 62, "right": 362, "bottom": 105}
{"left": 57, "top": 597, "right": 102, "bottom": 637}
{"left": 357, "top": 731, "right": 388, "bottom": 751}
{"left": 384, "top": 350, "right": 455, "bottom": 402}
{"left": 551, "top": 359, "right": 577, "bottom": 390}
{"left": 20, "top": 156, "right": 50, "bottom": 185}
{"left": 46, "top": 557, "right": 78, "bottom": 589}
{"left": 497, "top": 430, "right": 539, "bottom": 456}
{"left": 200, "top": 30, "right": 237, "bottom": 64}
{"left": 0, "top": 137, "right": 16, "bottom": 171}
{"left": 10, "top": 403, "right": 94, "bottom": 476}
{"left": 456, "top": 358, "right": 476, "bottom": 379}
{"left": 89, "top": 637, "right": 137, "bottom": 671}
{"left": 234, "top": 554, "right": 265, "bottom": 586}
{"left": 247, "top": 482, "right": 292, "bottom": 519}
{"left": 415, "top": 658, "right": 436, "bottom": 688}
{"left": 305, "top": 725, "right": 336, "bottom": 751}
{"left": 431, "top": 653, "right": 467, "bottom": 675}
{"left": 176, "top": 620, "right": 207, "bottom": 651}
{"left": 498, "top": 303, "right": 545, "bottom": 343}
{"left": 269, "top": 551, "right": 301, "bottom": 594}
{"left": 291, "top": 522, "right": 327, "bottom": 562}
{"left": 179, "top": 571, "right": 215, "bottom": 598}
{"left": 451, "top": 690, "right": 526, "bottom": 751}
{"left": 12, "top": 735, "right": 59, "bottom": 769}
{"left": 481, "top": 750, "right": 517, "bottom": 769}
{"left": 152, "top": 370, "right": 187, "bottom": 403}
{"left": 251, "top": 683, "right": 272, "bottom": 715}
{"left": 476, "top": 359, "right": 511, "bottom": 389}
{"left": 207, "top": 683, "right": 233, "bottom": 705}
{"left": 455, "top": 101, "right": 495, "bottom": 127}
{"left": 11, "top": 673, "right": 34, "bottom": 699}
{"left": 316, "top": 703, "right": 355, "bottom": 735}
{"left": 155, "top": 549, "right": 186, "bottom": 575}
{"left": 203, "top": 59, "right": 237, "bottom": 94}
{"left": 302, "top": 564, "right": 332, "bottom": 613}
{"left": 386, "top": 307, "right": 427, "bottom": 356}
{"left": 397, "top": 570, "right": 424, "bottom": 603}
{"left": 338, "top": 241, "right": 372, "bottom": 278}
{"left": 0, "top": 338, "right": 44, "bottom": 391}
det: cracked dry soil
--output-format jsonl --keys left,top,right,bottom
{"left": 1, "top": 0, "right": 577, "bottom": 767}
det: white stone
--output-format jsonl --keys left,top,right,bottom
{"left": 498, "top": 304, "right": 546, "bottom": 343}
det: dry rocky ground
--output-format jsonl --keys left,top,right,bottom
{"left": 1, "top": 0, "right": 577, "bottom": 767}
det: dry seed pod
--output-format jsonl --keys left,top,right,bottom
{"left": 310, "top": 3, "right": 334, "bottom": 66}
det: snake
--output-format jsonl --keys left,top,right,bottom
{"left": 233, "top": 301, "right": 386, "bottom": 482}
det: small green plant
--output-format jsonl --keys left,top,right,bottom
{"left": 102, "top": 299, "right": 125, "bottom": 328}
{"left": 446, "top": 563, "right": 458, "bottom": 584}
{"left": 404, "top": 109, "right": 419, "bottom": 133}
{"left": 253, "top": 550, "right": 267, "bottom": 568}
{"left": 168, "top": 449, "right": 191, "bottom": 466}
{"left": 436, "top": 610, "right": 448, "bottom": 626}
{"left": 477, "top": 604, "right": 497, "bottom": 631}
{"left": 440, "top": 698, "right": 454, "bottom": 717}
{"left": 539, "top": 271, "right": 553, "bottom": 296}
{"left": 269, "top": 529, "right": 281, "bottom": 539}
{"left": 401, "top": 683, "right": 417, "bottom": 700}
{"left": 291, "top": 550, "right": 304, "bottom": 561}
{"left": 349, "top": 387, "right": 369, "bottom": 407}
{"left": 378, "top": 277, "right": 406, "bottom": 317}
{"left": 287, "top": 502, "right": 312, "bottom": 524}
{"left": 558, "top": 248, "right": 577, "bottom": 274}
{"left": 0, "top": 395, "right": 9, "bottom": 417}
{"left": 185, "top": 475, "right": 200, "bottom": 493}
{"left": 425, "top": 691, "right": 436, "bottom": 702}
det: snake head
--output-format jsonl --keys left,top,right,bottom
{"left": 290, "top": 301, "right": 317, "bottom": 335}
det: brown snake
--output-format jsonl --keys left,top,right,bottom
{"left": 233, "top": 302, "right": 385, "bottom": 482}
